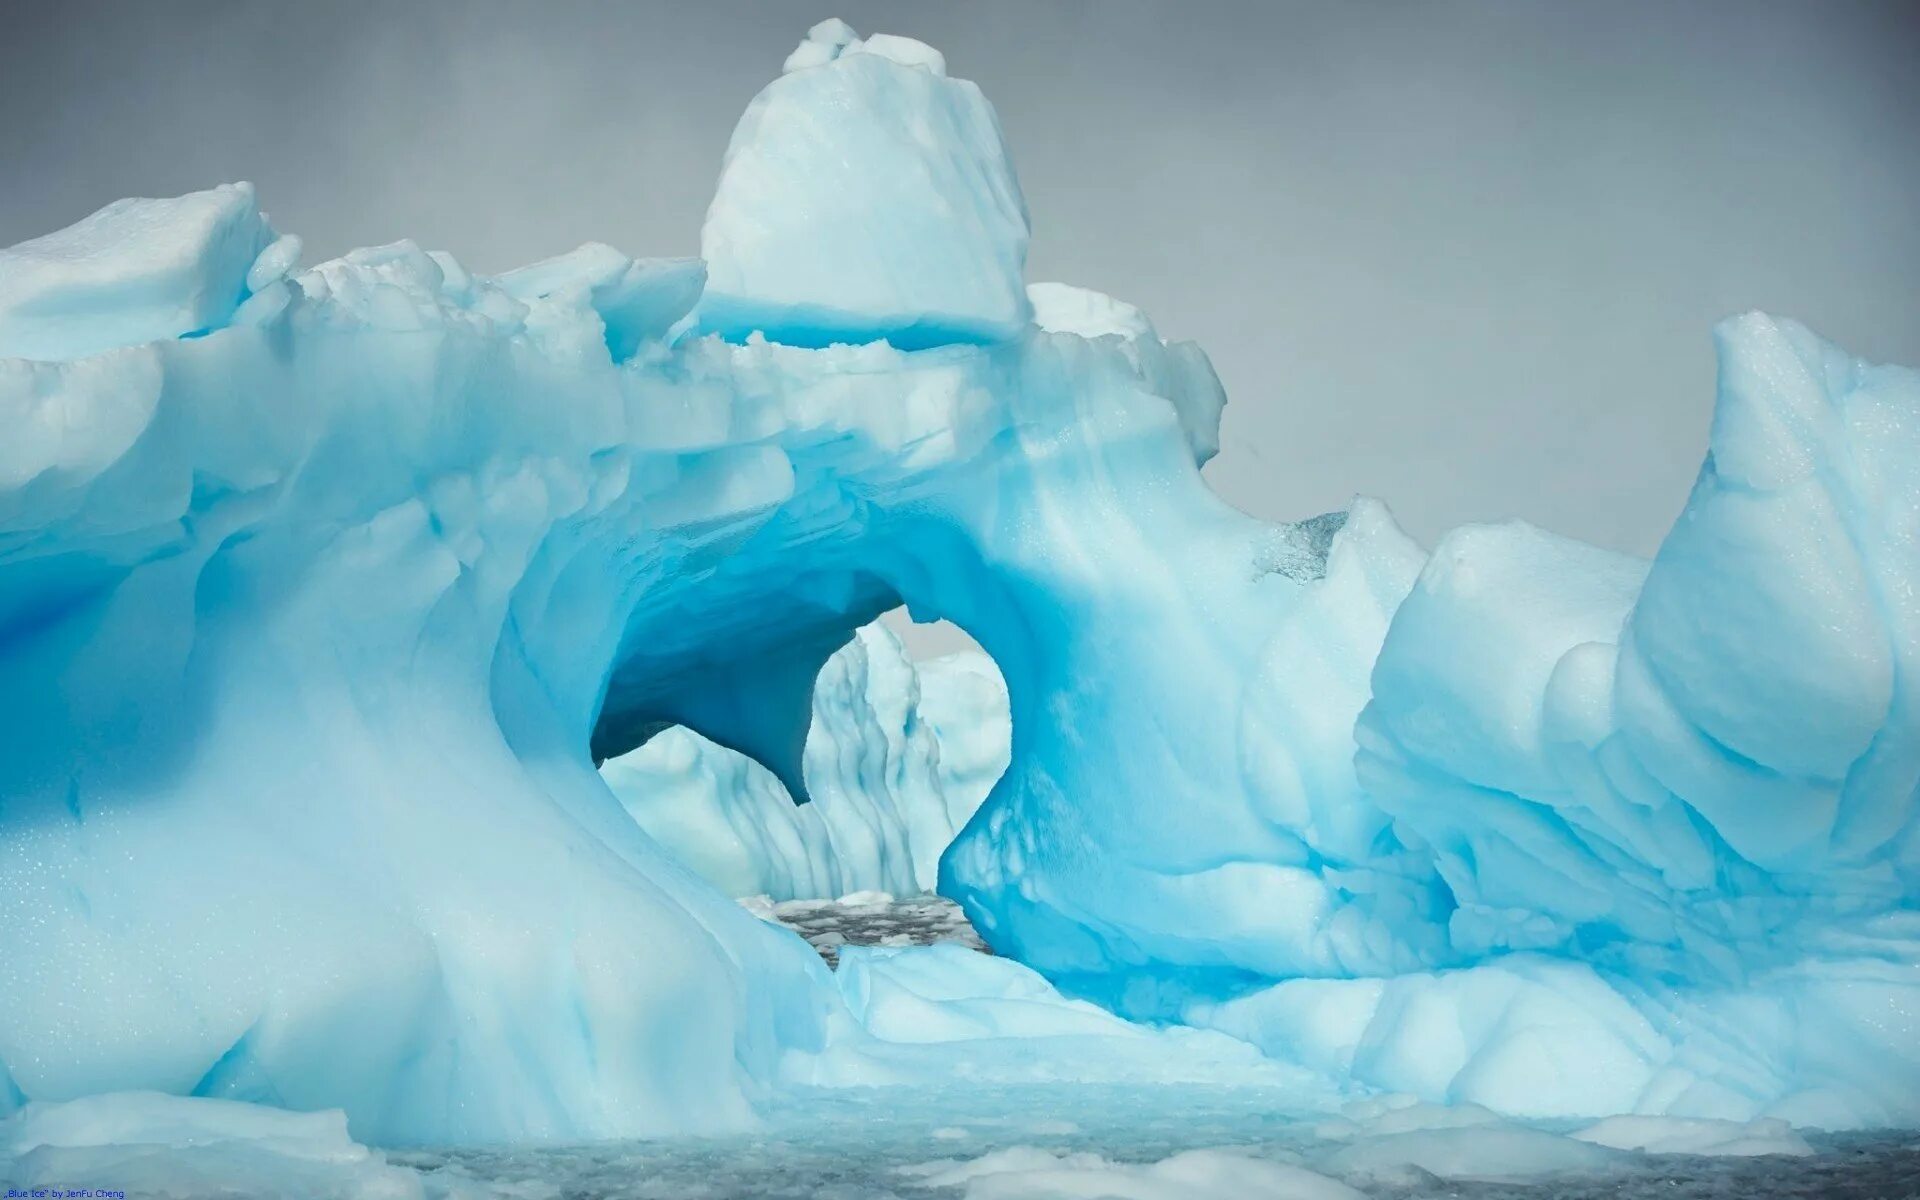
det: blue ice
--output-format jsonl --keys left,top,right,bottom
{"left": 0, "top": 18, "right": 1915, "bottom": 1149}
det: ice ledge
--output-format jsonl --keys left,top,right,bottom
{"left": 0, "top": 183, "right": 283, "bottom": 362}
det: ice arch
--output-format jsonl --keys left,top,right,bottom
{"left": 1, "top": 19, "right": 1916, "bottom": 1144}
{"left": 0, "top": 61, "right": 1288, "bottom": 1136}
{"left": 0, "top": 173, "right": 1296, "bottom": 1140}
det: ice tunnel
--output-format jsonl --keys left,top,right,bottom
{"left": 603, "top": 618, "right": 1011, "bottom": 903}
{"left": 2, "top": 19, "right": 1917, "bottom": 1145}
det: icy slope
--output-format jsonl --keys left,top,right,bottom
{"left": 603, "top": 621, "right": 1009, "bottom": 899}
{"left": 1, "top": 16, "right": 1916, "bottom": 1144}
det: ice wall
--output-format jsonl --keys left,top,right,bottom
{"left": 603, "top": 622, "right": 1009, "bottom": 900}
{"left": 1, "top": 17, "right": 1916, "bottom": 1144}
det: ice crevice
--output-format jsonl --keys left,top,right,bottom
{"left": 1, "top": 18, "right": 1918, "bottom": 1148}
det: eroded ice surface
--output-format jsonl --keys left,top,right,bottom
{"left": 0, "top": 16, "right": 1916, "bottom": 1150}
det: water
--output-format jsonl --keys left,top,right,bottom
{"left": 395, "top": 1093, "right": 1920, "bottom": 1199}
{"left": 742, "top": 892, "right": 989, "bottom": 968}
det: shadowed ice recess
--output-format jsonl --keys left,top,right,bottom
{"left": 1, "top": 15, "right": 1917, "bottom": 1198}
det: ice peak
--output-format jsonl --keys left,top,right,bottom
{"left": 699, "top": 23, "right": 1028, "bottom": 349}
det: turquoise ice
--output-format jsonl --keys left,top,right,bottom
{"left": 1, "top": 20, "right": 1915, "bottom": 1143}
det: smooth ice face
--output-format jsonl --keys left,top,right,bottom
{"left": 604, "top": 621, "right": 1009, "bottom": 900}
{"left": 698, "top": 18, "right": 1031, "bottom": 348}
{"left": 3, "top": 17, "right": 1918, "bottom": 1147}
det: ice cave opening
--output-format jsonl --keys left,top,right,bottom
{"left": 599, "top": 611, "right": 1012, "bottom": 906}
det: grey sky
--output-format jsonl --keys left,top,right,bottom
{"left": 3, "top": 1, "right": 1916, "bottom": 656}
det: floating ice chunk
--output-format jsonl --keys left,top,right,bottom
{"left": 700, "top": 23, "right": 1030, "bottom": 348}
{"left": 1305, "top": 1097, "right": 1626, "bottom": 1183}
{"left": 0, "top": 1092, "right": 442, "bottom": 1199}
{"left": 902, "top": 1145, "right": 1368, "bottom": 1200}
{"left": 1573, "top": 1114, "right": 1814, "bottom": 1157}
{"left": 1317, "top": 1124, "right": 1622, "bottom": 1184}
{"left": 0, "top": 182, "right": 276, "bottom": 361}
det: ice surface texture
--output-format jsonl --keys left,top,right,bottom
{"left": 1, "top": 20, "right": 1916, "bottom": 1143}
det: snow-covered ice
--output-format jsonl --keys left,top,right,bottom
{"left": 1, "top": 12, "right": 1917, "bottom": 1166}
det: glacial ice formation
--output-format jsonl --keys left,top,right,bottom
{"left": 603, "top": 621, "right": 1008, "bottom": 899}
{"left": 0, "top": 17, "right": 1916, "bottom": 1146}
{"left": 698, "top": 18, "right": 1031, "bottom": 349}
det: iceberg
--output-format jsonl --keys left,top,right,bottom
{"left": 1, "top": 17, "right": 1915, "bottom": 1150}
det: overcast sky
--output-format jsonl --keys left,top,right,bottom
{"left": 4, "top": 1, "right": 1916, "bottom": 653}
